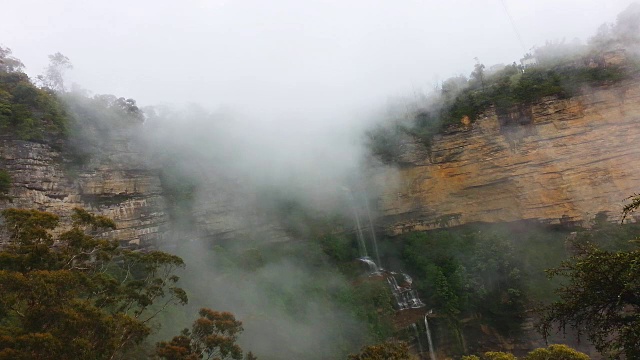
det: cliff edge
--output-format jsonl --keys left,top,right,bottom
{"left": 377, "top": 78, "right": 640, "bottom": 235}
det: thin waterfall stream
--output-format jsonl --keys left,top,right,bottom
{"left": 412, "top": 323, "right": 424, "bottom": 356}
{"left": 345, "top": 185, "right": 432, "bottom": 357}
{"left": 343, "top": 187, "right": 368, "bottom": 258}
{"left": 425, "top": 314, "right": 437, "bottom": 360}
{"left": 363, "top": 194, "right": 382, "bottom": 268}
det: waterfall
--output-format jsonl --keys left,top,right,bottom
{"left": 343, "top": 187, "right": 368, "bottom": 258}
{"left": 424, "top": 314, "right": 437, "bottom": 360}
{"left": 363, "top": 194, "right": 382, "bottom": 268}
{"left": 412, "top": 323, "right": 424, "bottom": 356}
{"left": 358, "top": 256, "right": 379, "bottom": 274}
{"left": 342, "top": 186, "right": 426, "bottom": 314}
{"left": 403, "top": 273, "right": 413, "bottom": 286}
{"left": 386, "top": 273, "right": 425, "bottom": 310}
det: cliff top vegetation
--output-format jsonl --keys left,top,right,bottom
{"left": 368, "top": 3, "right": 640, "bottom": 164}
{"left": 0, "top": 47, "right": 68, "bottom": 141}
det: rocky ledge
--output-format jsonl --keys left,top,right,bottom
{"left": 377, "top": 78, "right": 640, "bottom": 235}
{"left": 0, "top": 138, "right": 167, "bottom": 246}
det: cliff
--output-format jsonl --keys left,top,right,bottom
{"left": 0, "top": 133, "right": 168, "bottom": 246}
{"left": 0, "top": 131, "right": 290, "bottom": 247}
{"left": 377, "top": 78, "right": 640, "bottom": 235}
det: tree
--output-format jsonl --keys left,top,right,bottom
{"left": 538, "top": 195, "right": 640, "bottom": 359}
{"left": 525, "top": 344, "right": 589, "bottom": 360}
{"left": 613, "top": 2, "right": 640, "bottom": 45}
{"left": 347, "top": 341, "right": 411, "bottom": 360}
{"left": 154, "top": 308, "right": 246, "bottom": 360}
{"left": 539, "top": 243, "right": 640, "bottom": 358}
{"left": 470, "top": 59, "right": 486, "bottom": 91}
{"left": 0, "top": 208, "right": 188, "bottom": 359}
{"left": 37, "top": 52, "right": 73, "bottom": 92}
{"left": 622, "top": 193, "right": 640, "bottom": 223}
{"left": 461, "top": 345, "right": 589, "bottom": 360}
{"left": 0, "top": 46, "right": 24, "bottom": 73}
{"left": 0, "top": 50, "right": 68, "bottom": 140}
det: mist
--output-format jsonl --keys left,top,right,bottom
{"left": 3, "top": 0, "right": 640, "bottom": 358}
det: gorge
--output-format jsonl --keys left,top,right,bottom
{"left": 2, "top": 2, "right": 640, "bottom": 359}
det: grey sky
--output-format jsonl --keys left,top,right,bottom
{"left": 1, "top": 0, "right": 633, "bottom": 116}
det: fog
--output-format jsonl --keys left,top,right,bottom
{"left": 2, "top": 0, "right": 633, "bottom": 110}
{"left": 2, "top": 1, "right": 638, "bottom": 358}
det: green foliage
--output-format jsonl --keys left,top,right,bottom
{"left": 366, "top": 124, "right": 406, "bottom": 164}
{"left": 438, "top": 62, "right": 629, "bottom": 128}
{"left": 481, "top": 352, "right": 517, "bottom": 360}
{"left": 539, "top": 244, "right": 640, "bottom": 359}
{"left": 71, "top": 207, "right": 117, "bottom": 231}
{"left": 524, "top": 344, "right": 590, "bottom": 360}
{"left": 512, "top": 230, "right": 567, "bottom": 302}
{"left": 61, "top": 91, "right": 145, "bottom": 169}
{"left": 463, "top": 344, "right": 590, "bottom": 360}
{"left": 155, "top": 308, "right": 246, "bottom": 360}
{"left": 320, "top": 234, "right": 358, "bottom": 265}
{"left": 0, "top": 49, "right": 68, "bottom": 141}
{"left": 347, "top": 340, "right": 411, "bottom": 360}
{"left": 368, "top": 29, "right": 637, "bottom": 164}
{"left": 0, "top": 208, "right": 188, "bottom": 359}
{"left": 572, "top": 211, "right": 640, "bottom": 252}
{"left": 63, "top": 92, "right": 144, "bottom": 129}
{"left": 338, "top": 280, "right": 395, "bottom": 341}
{"left": 400, "top": 229, "right": 525, "bottom": 335}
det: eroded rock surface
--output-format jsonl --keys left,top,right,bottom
{"left": 377, "top": 80, "right": 640, "bottom": 235}
{"left": 0, "top": 137, "right": 167, "bottom": 245}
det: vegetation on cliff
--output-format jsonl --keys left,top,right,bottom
{"left": 0, "top": 47, "right": 68, "bottom": 141}
{"left": 281, "top": 192, "right": 640, "bottom": 359}
{"left": 401, "top": 230, "right": 526, "bottom": 337}
{"left": 0, "top": 208, "right": 253, "bottom": 360}
{"left": 0, "top": 45, "right": 143, "bottom": 169}
{"left": 537, "top": 200, "right": 640, "bottom": 359}
{"left": 367, "top": 3, "right": 640, "bottom": 163}
{"left": 539, "top": 244, "right": 640, "bottom": 359}
{"left": 347, "top": 340, "right": 410, "bottom": 360}
{"left": 154, "top": 308, "right": 245, "bottom": 360}
{"left": 1, "top": 4, "right": 640, "bottom": 359}
{"left": 461, "top": 344, "right": 589, "bottom": 360}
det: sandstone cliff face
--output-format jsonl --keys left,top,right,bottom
{"left": 188, "top": 176, "right": 293, "bottom": 244}
{"left": 378, "top": 79, "right": 640, "bottom": 235}
{"left": 0, "top": 128, "right": 291, "bottom": 247}
{"left": 0, "top": 135, "right": 167, "bottom": 246}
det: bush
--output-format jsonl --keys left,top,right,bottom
{"left": 0, "top": 70, "right": 68, "bottom": 140}
{"left": 525, "top": 344, "right": 589, "bottom": 360}
{"left": 403, "top": 53, "right": 633, "bottom": 157}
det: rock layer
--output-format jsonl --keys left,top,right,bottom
{"left": 0, "top": 138, "right": 167, "bottom": 245}
{"left": 378, "top": 79, "right": 640, "bottom": 235}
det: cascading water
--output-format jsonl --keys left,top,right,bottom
{"left": 403, "top": 273, "right": 413, "bottom": 286}
{"left": 387, "top": 272, "right": 425, "bottom": 309}
{"left": 343, "top": 187, "right": 368, "bottom": 258}
{"left": 363, "top": 194, "right": 382, "bottom": 268}
{"left": 343, "top": 185, "right": 431, "bottom": 358}
{"left": 343, "top": 185, "right": 424, "bottom": 309}
{"left": 358, "top": 256, "right": 379, "bottom": 274}
{"left": 412, "top": 323, "right": 424, "bottom": 356}
{"left": 424, "top": 314, "right": 437, "bottom": 360}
